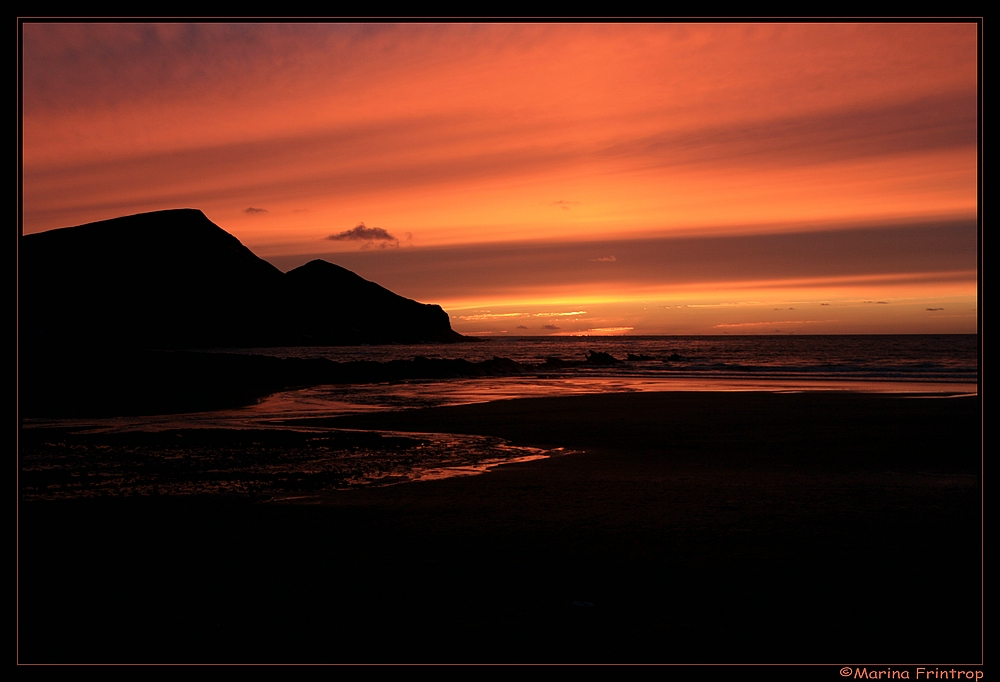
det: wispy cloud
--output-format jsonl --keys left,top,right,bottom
{"left": 552, "top": 200, "right": 581, "bottom": 210}
{"left": 590, "top": 255, "right": 616, "bottom": 262}
{"left": 552, "top": 326, "right": 633, "bottom": 336}
{"left": 243, "top": 207, "right": 268, "bottom": 214}
{"left": 714, "top": 320, "right": 826, "bottom": 328}
{"left": 455, "top": 312, "right": 527, "bottom": 321}
{"left": 687, "top": 301, "right": 765, "bottom": 308}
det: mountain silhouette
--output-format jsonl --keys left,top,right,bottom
{"left": 20, "top": 208, "right": 466, "bottom": 350}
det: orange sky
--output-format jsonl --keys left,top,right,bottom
{"left": 20, "top": 22, "right": 979, "bottom": 335}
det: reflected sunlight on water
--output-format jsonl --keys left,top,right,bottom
{"left": 20, "top": 425, "right": 569, "bottom": 501}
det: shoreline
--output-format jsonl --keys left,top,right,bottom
{"left": 20, "top": 334, "right": 978, "bottom": 419}
{"left": 18, "top": 390, "right": 982, "bottom": 663}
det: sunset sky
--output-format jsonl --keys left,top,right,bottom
{"left": 20, "top": 22, "right": 979, "bottom": 335}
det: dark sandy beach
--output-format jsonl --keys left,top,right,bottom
{"left": 18, "top": 391, "right": 981, "bottom": 664}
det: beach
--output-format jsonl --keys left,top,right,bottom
{"left": 18, "top": 390, "right": 981, "bottom": 664}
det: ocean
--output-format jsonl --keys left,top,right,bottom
{"left": 219, "top": 334, "right": 979, "bottom": 385}
{"left": 21, "top": 335, "right": 979, "bottom": 500}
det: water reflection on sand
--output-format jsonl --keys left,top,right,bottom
{"left": 20, "top": 425, "right": 563, "bottom": 501}
{"left": 21, "top": 375, "right": 974, "bottom": 502}
{"left": 224, "top": 375, "right": 977, "bottom": 426}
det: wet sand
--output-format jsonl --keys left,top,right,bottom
{"left": 18, "top": 391, "right": 982, "bottom": 663}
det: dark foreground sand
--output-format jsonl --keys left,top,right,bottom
{"left": 18, "top": 391, "right": 982, "bottom": 664}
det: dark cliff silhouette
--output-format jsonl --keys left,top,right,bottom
{"left": 19, "top": 209, "right": 477, "bottom": 416}
{"left": 20, "top": 208, "right": 466, "bottom": 351}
